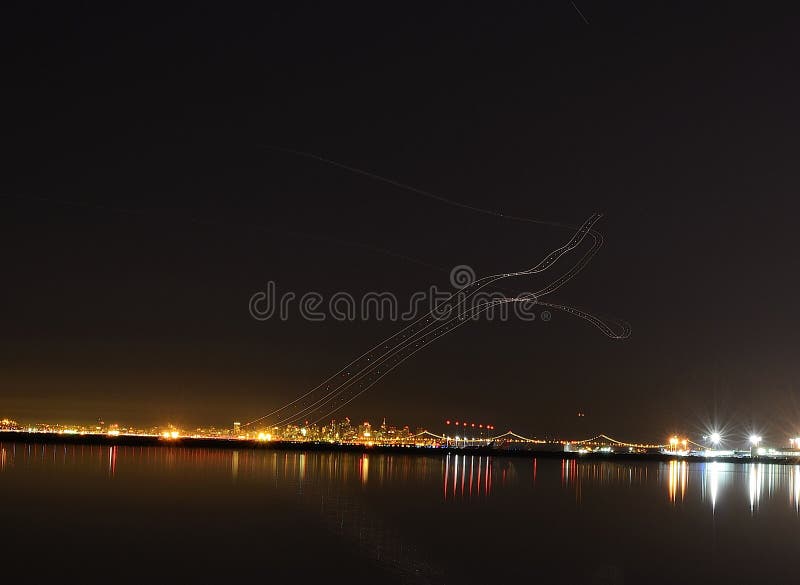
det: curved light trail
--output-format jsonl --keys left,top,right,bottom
{"left": 244, "top": 149, "right": 630, "bottom": 430}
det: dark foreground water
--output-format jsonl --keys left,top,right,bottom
{"left": 2, "top": 444, "right": 800, "bottom": 584}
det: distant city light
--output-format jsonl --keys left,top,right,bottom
{"left": 6, "top": 412, "right": 800, "bottom": 460}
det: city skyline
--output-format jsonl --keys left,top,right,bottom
{"left": 5, "top": 411, "right": 800, "bottom": 453}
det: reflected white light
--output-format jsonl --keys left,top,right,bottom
{"left": 749, "top": 464, "right": 763, "bottom": 513}
{"left": 794, "top": 466, "right": 800, "bottom": 513}
{"left": 708, "top": 462, "right": 720, "bottom": 511}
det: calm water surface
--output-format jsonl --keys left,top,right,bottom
{"left": 2, "top": 443, "right": 800, "bottom": 584}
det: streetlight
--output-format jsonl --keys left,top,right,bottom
{"left": 749, "top": 434, "right": 762, "bottom": 457}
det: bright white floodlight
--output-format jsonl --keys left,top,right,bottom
{"left": 749, "top": 434, "right": 762, "bottom": 446}
{"left": 710, "top": 432, "right": 721, "bottom": 445}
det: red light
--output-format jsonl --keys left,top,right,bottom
{"left": 455, "top": 421, "right": 460, "bottom": 426}
{"left": 471, "top": 423, "right": 476, "bottom": 427}
{"left": 446, "top": 420, "right": 451, "bottom": 425}
{"left": 479, "top": 424, "right": 483, "bottom": 428}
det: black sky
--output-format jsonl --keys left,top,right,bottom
{"left": 3, "top": 2, "right": 800, "bottom": 443}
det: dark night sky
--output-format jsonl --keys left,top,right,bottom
{"left": 3, "top": 2, "right": 800, "bottom": 443}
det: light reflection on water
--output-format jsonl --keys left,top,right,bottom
{"left": 5, "top": 444, "right": 800, "bottom": 514}
{"left": 440, "top": 452, "right": 800, "bottom": 514}
{"left": 4, "top": 443, "right": 800, "bottom": 583}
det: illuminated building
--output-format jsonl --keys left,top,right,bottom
{"left": 338, "top": 417, "right": 356, "bottom": 441}
{"left": 0, "top": 418, "right": 21, "bottom": 430}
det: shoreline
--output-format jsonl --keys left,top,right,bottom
{"left": 2, "top": 430, "right": 800, "bottom": 466}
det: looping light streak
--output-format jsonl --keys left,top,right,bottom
{"left": 244, "top": 150, "right": 630, "bottom": 429}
